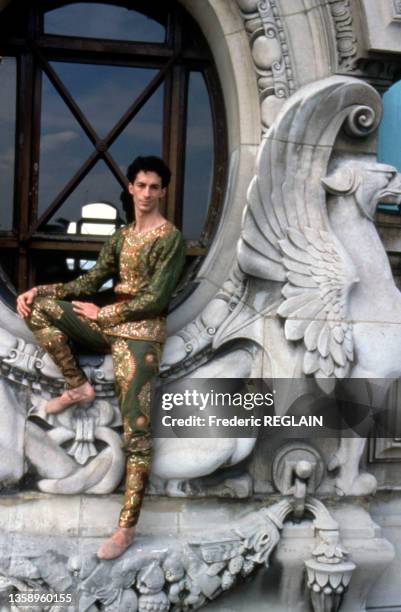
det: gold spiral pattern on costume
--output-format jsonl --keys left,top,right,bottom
{"left": 111, "top": 339, "right": 137, "bottom": 401}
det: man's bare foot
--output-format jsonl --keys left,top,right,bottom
{"left": 97, "top": 527, "right": 135, "bottom": 560}
{"left": 45, "top": 381, "right": 95, "bottom": 415}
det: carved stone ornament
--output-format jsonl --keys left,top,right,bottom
{"left": 0, "top": 496, "right": 356, "bottom": 612}
{"left": 328, "top": 0, "right": 358, "bottom": 71}
{"left": 162, "top": 75, "right": 401, "bottom": 498}
{"left": 393, "top": 0, "right": 401, "bottom": 19}
{"left": 235, "top": 0, "right": 295, "bottom": 129}
{"left": 1, "top": 77, "right": 401, "bottom": 501}
{"left": 0, "top": 326, "right": 124, "bottom": 494}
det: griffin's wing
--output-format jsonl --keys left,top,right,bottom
{"left": 277, "top": 227, "right": 357, "bottom": 378}
{"left": 237, "top": 76, "right": 381, "bottom": 381}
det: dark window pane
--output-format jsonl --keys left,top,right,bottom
{"left": 39, "top": 72, "right": 93, "bottom": 216}
{"left": 44, "top": 159, "right": 125, "bottom": 233}
{"left": 50, "top": 61, "right": 158, "bottom": 138}
{"left": 109, "top": 85, "right": 163, "bottom": 170}
{"left": 33, "top": 250, "right": 84, "bottom": 286}
{"left": 182, "top": 72, "right": 214, "bottom": 240}
{"left": 44, "top": 3, "right": 166, "bottom": 43}
{"left": 0, "top": 57, "right": 16, "bottom": 230}
{"left": 0, "top": 249, "right": 17, "bottom": 296}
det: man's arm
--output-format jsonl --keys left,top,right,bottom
{"left": 96, "top": 229, "right": 185, "bottom": 328}
{"left": 16, "top": 230, "right": 122, "bottom": 318}
{"left": 36, "top": 230, "right": 122, "bottom": 300}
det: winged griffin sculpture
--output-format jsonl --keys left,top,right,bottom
{"left": 160, "top": 75, "right": 401, "bottom": 496}
{"left": 0, "top": 76, "right": 401, "bottom": 497}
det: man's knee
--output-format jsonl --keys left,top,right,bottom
{"left": 28, "top": 297, "right": 64, "bottom": 331}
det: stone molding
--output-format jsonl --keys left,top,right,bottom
{"left": 328, "top": 0, "right": 358, "bottom": 71}
{"left": 393, "top": 0, "right": 401, "bottom": 19}
{"left": 236, "top": 0, "right": 295, "bottom": 130}
{"left": 0, "top": 496, "right": 363, "bottom": 612}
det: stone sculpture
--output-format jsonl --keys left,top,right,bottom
{"left": 0, "top": 73, "right": 399, "bottom": 612}
{"left": 0, "top": 495, "right": 356, "bottom": 612}
{"left": 162, "top": 75, "right": 401, "bottom": 495}
{"left": 0, "top": 76, "right": 400, "bottom": 500}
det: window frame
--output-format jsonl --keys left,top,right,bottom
{"left": 0, "top": 0, "right": 227, "bottom": 291}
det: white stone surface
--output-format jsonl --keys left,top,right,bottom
{"left": 359, "top": 0, "right": 401, "bottom": 53}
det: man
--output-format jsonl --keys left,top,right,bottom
{"left": 16, "top": 156, "right": 186, "bottom": 560}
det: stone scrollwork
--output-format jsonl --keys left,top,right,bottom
{"left": 161, "top": 75, "right": 401, "bottom": 498}
{"left": 235, "top": 0, "right": 295, "bottom": 130}
{"left": 0, "top": 325, "right": 125, "bottom": 495}
{"left": 328, "top": 0, "right": 358, "bottom": 71}
{"left": 0, "top": 496, "right": 354, "bottom": 612}
{"left": 1, "top": 77, "right": 401, "bottom": 502}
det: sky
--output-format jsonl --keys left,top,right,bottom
{"left": 45, "top": 2, "right": 166, "bottom": 43}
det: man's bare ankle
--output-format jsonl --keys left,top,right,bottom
{"left": 118, "top": 526, "right": 135, "bottom": 541}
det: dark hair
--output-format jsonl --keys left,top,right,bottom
{"left": 126, "top": 156, "right": 172, "bottom": 188}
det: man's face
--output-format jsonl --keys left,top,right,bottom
{"left": 128, "top": 170, "right": 166, "bottom": 214}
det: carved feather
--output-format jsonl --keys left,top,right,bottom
{"left": 279, "top": 225, "right": 357, "bottom": 379}
{"left": 236, "top": 77, "right": 377, "bottom": 382}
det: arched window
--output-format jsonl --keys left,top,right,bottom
{"left": 0, "top": 1, "right": 227, "bottom": 292}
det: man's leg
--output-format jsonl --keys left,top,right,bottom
{"left": 97, "top": 338, "right": 161, "bottom": 559}
{"left": 26, "top": 297, "right": 108, "bottom": 411}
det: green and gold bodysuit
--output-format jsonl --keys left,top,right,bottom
{"left": 27, "top": 220, "right": 185, "bottom": 527}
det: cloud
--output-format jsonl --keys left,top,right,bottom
{"left": 41, "top": 130, "right": 79, "bottom": 153}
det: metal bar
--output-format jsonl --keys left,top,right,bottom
{"left": 165, "top": 64, "right": 188, "bottom": 226}
{"left": 14, "top": 51, "right": 35, "bottom": 291}
{"left": 198, "top": 65, "right": 228, "bottom": 246}
{"left": 29, "top": 59, "right": 43, "bottom": 229}
{"left": 37, "top": 35, "right": 174, "bottom": 58}
{"left": 29, "top": 41, "right": 100, "bottom": 146}
{"left": 103, "top": 151, "right": 128, "bottom": 188}
{"left": 28, "top": 149, "right": 100, "bottom": 236}
{"left": 164, "top": 6, "right": 187, "bottom": 226}
{"left": 102, "top": 51, "right": 180, "bottom": 148}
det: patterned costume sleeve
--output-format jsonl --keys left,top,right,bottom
{"left": 36, "top": 230, "right": 122, "bottom": 299}
{"left": 97, "top": 229, "right": 186, "bottom": 327}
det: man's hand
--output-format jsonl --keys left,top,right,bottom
{"left": 16, "top": 288, "right": 38, "bottom": 318}
{"left": 72, "top": 301, "right": 100, "bottom": 320}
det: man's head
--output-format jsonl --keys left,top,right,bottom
{"left": 127, "top": 156, "right": 171, "bottom": 188}
{"left": 127, "top": 156, "right": 171, "bottom": 216}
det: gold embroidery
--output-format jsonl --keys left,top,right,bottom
{"left": 29, "top": 298, "right": 64, "bottom": 330}
{"left": 35, "top": 327, "right": 66, "bottom": 352}
{"left": 102, "top": 317, "right": 166, "bottom": 343}
{"left": 33, "top": 328, "right": 86, "bottom": 388}
{"left": 114, "top": 222, "right": 172, "bottom": 295}
{"left": 35, "top": 284, "right": 65, "bottom": 299}
{"left": 111, "top": 339, "right": 137, "bottom": 402}
{"left": 119, "top": 460, "right": 149, "bottom": 527}
{"left": 138, "top": 382, "right": 151, "bottom": 420}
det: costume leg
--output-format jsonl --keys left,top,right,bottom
{"left": 111, "top": 338, "right": 161, "bottom": 528}
{"left": 27, "top": 297, "right": 108, "bottom": 389}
